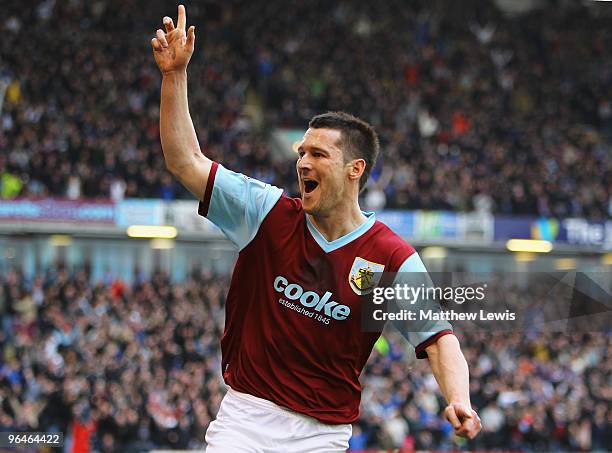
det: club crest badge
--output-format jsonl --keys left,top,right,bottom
{"left": 348, "top": 257, "right": 385, "bottom": 295}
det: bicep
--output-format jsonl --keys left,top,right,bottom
{"left": 171, "top": 154, "right": 213, "bottom": 201}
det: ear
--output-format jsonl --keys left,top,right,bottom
{"left": 347, "top": 158, "right": 366, "bottom": 184}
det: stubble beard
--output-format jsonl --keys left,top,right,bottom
{"left": 305, "top": 183, "right": 345, "bottom": 219}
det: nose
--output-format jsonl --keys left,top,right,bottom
{"left": 297, "top": 153, "right": 312, "bottom": 171}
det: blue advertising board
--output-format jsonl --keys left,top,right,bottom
{"left": 0, "top": 199, "right": 115, "bottom": 223}
{"left": 494, "top": 216, "right": 612, "bottom": 249}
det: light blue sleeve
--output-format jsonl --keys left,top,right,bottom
{"left": 207, "top": 165, "right": 283, "bottom": 250}
{"left": 391, "top": 253, "right": 453, "bottom": 351}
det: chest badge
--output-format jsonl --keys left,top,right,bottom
{"left": 348, "top": 257, "right": 385, "bottom": 295}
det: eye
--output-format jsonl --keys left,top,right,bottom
{"left": 298, "top": 151, "right": 305, "bottom": 158}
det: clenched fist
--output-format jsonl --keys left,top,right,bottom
{"left": 444, "top": 402, "right": 482, "bottom": 439}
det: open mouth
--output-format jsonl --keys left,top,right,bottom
{"left": 303, "top": 180, "right": 319, "bottom": 194}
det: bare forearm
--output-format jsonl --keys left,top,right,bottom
{"left": 426, "top": 334, "right": 471, "bottom": 407}
{"left": 153, "top": 6, "right": 209, "bottom": 199}
{"left": 160, "top": 70, "right": 204, "bottom": 174}
{"left": 426, "top": 335, "right": 481, "bottom": 439}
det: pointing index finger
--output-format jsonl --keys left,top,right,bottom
{"left": 177, "top": 4, "right": 186, "bottom": 31}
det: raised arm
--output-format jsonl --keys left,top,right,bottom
{"left": 151, "top": 4, "right": 212, "bottom": 200}
{"left": 425, "top": 334, "right": 482, "bottom": 439}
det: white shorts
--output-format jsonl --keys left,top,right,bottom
{"left": 205, "top": 388, "right": 352, "bottom": 453}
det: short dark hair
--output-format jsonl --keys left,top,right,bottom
{"left": 308, "top": 111, "right": 380, "bottom": 192}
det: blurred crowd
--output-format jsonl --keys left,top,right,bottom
{"left": 0, "top": 268, "right": 610, "bottom": 452}
{"left": 0, "top": 0, "right": 611, "bottom": 218}
{"left": 0, "top": 268, "right": 227, "bottom": 452}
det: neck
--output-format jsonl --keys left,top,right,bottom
{"left": 308, "top": 199, "right": 367, "bottom": 242}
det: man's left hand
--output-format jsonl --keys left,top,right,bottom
{"left": 444, "top": 403, "right": 482, "bottom": 439}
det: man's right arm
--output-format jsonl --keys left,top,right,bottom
{"left": 153, "top": 6, "right": 283, "bottom": 251}
{"left": 160, "top": 70, "right": 211, "bottom": 200}
{"left": 152, "top": 5, "right": 210, "bottom": 200}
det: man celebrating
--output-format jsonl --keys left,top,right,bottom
{"left": 152, "top": 5, "right": 481, "bottom": 451}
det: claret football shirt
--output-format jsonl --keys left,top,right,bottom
{"left": 198, "top": 162, "right": 452, "bottom": 424}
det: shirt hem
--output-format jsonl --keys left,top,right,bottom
{"left": 415, "top": 329, "right": 454, "bottom": 359}
{"left": 198, "top": 161, "right": 219, "bottom": 217}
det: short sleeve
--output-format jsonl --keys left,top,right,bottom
{"left": 198, "top": 163, "right": 283, "bottom": 250}
{"left": 391, "top": 253, "right": 454, "bottom": 359}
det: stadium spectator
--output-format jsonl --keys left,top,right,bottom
{"left": 0, "top": 268, "right": 609, "bottom": 451}
{"left": 0, "top": 1, "right": 609, "bottom": 218}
